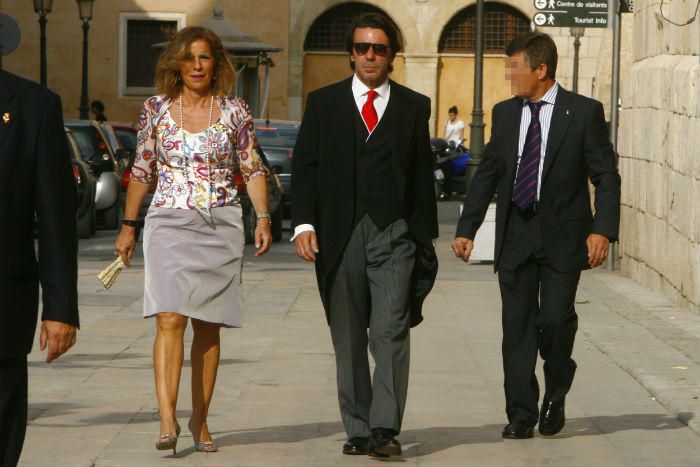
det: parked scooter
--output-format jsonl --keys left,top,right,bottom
{"left": 430, "top": 137, "right": 471, "bottom": 200}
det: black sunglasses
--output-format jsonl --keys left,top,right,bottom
{"left": 353, "top": 42, "right": 390, "bottom": 57}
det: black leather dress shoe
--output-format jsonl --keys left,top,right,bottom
{"left": 342, "top": 437, "right": 369, "bottom": 455}
{"left": 539, "top": 399, "right": 565, "bottom": 436}
{"left": 502, "top": 423, "right": 534, "bottom": 439}
{"left": 369, "top": 428, "right": 402, "bottom": 457}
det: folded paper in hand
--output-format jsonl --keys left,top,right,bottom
{"left": 97, "top": 257, "right": 126, "bottom": 289}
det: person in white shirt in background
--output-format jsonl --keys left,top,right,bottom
{"left": 444, "top": 105, "right": 465, "bottom": 147}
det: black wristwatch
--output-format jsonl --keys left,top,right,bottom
{"left": 121, "top": 219, "right": 140, "bottom": 227}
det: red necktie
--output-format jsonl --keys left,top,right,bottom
{"left": 361, "top": 90, "right": 378, "bottom": 133}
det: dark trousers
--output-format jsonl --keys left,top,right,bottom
{"left": 0, "top": 356, "right": 28, "bottom": 467}
{"left": 498, "top": 207, "right": 580, "bottom": 426}
{"left": 328, "top": 215, "right": 416, "bottom": 438}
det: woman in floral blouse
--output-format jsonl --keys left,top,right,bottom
{"left": 114, "top": 26, "right": 271, "bottom": 454}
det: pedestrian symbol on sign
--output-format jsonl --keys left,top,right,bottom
{"left": 535, "top": 0, "right": 547, "bottom": 8}
{"left": 534, "top": 12, "right": 547, "bottom": 25}
{"left": 547, "top": 14, "right": 555, "bottom": 24}
{"left": 548, "top": 0, "right": 555, "bottom": 8}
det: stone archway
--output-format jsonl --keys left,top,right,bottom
{"left": 288, "top": 0, "right": 419, "bottom": 120}
{"left": 433, "top": 1, "right": 531, "bottom": 145}
{"left": 426, "top": 0, "right": 534, "bottom": 52}
{"left": 300, "top": 2, "right": 406, "bottom": 111}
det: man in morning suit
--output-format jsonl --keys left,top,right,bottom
{"left": 452, "top": 32, "right": 620, "bottom": 439}
{"left": 291, "top": 13, "right": 438, "bottom": 458}
{"left": 0, "top": 70, "right": 80, "bottom": 466}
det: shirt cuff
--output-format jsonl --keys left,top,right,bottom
{"left": 290, "top": 224, "right": 315, "bottom": 241}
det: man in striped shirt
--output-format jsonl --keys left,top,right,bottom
{"left": 452, "top": 32, "right": 620, "bottom": 440}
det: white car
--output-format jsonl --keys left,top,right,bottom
{"left": 64, "top": 120, "right": 128, "bottom": 230}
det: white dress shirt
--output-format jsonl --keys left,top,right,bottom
{"left": 514, "top": 82, "right": 559, "bottom": 201}
{"left": 291, "top": 75, "right": 391, "bottom": 241}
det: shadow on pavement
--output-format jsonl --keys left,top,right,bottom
{"left": 169, "top": 413, "right": 687, "bottom": 458}
{"left": 29, "top": 353, "right": 253, "bottom": 370}
{"left": 24, "top": 412, "right": 689, "bottom": 458}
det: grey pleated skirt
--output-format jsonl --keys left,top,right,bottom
{"left": 142, "top": 205, "right": 245, "bottom": 327}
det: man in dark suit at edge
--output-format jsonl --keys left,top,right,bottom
{"left": 452, "top": 32, "right": 620, "bottom": 439}
{"left": 0, "top": 70, "right": 80, "bottom": 466}
{"left": 291, "top": 13, "right": 438, "bottom": 459}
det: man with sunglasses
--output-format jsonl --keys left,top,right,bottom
{"left": 291, "top": 12, "right": 437, "bottom": 459}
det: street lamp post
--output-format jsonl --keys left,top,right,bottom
{"left": 569, "top": 27, "right": 584, "bottom": 93}
{"left": 33, "top": 0, "right": 53, "bottom": 87}
{"left": 466, "top": 0, "right": 486, "bottom": 193}
{"left": 77, "top": 0, "right": 95, "bottom": 119}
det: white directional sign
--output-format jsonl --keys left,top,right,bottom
{"left": 533, "top": 0, "right": 609, "bottom": 28}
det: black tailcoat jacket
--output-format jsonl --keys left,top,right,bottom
{"left": 292, "top": 77, "right": 438, "bottom": 327}
{"left": 456, "top": 87, "right": 621, "bottom": 271}
{"left": 0, "top": 71, "right": 79, "bottom": 359}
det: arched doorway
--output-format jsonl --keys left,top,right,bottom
{"left": 436, "top": 3, "right": 530, "bottom": 146}
{"left": 302, "top": 2, "right": 405, "bottom": 108}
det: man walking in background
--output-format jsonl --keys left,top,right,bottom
{"left": 291, "top": 13, "right": 438, "bottom": 458}
{"left": 453, "top": 32, "right": 620, "bottom": 439}
{"left": 0, "top": 70, "right": 80, "bottom": 466}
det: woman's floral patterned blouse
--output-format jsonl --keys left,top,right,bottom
{"left": 131, "top": 94, "right": 267, "bottom": 210}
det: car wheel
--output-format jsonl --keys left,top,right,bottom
{"left": 102, "top": 204, "right": 119, "bottom": 230}
{"left": 90, "top": 207, "right": 97, "bottom": 235}
{"left": 244, "top": 203, "right": 256, "bottom": 245}
{"left": 102, "top": 199, "right": 121, "bottom": 230}
{"left": 77, "top": 208, "right": 94, "bottom": 239}
{"left": 271, "top": 206, "right": 282, "bottom": 242}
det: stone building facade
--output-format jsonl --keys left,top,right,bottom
{"left": 2, "top": 0, "right": 609, "bottom": 136}
{"left": 617, "top": 0, "right": 700, "bottom": 312}
{"left": 289, "top": 0, "right": 609, "bottom": 137}
{"left": 0, "top": 0, "right": 290, "bottom": 123}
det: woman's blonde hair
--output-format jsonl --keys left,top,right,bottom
{"left": 154, "top": 26, "right": 236, "bottom": 99}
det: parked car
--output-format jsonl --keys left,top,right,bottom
{"left": 102, "top": 122, "right": 136, "bottom": 172}
{"left": 64, "top": 120, "right": 128, "bottom": 230}
{"left": 104, "top": 122, "right": 154, "bottom": 220}
{"left": 234, "top": 147, "right": 284, "bottom": 244}
{"left": 65, "top": 127, "right": 97, "bottom": 238}
{"left": 253, "top": 119, "right": 299, "bottom": 218}
{"left": 108, "top": 122, "right": 137, "bottom": 152}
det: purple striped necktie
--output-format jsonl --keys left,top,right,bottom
{"left": 512, "top": 101, "right": 545, "bottom": 210}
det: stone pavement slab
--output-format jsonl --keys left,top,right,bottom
{"left": 18, "top": 202, "right": 700, "bottom": 466}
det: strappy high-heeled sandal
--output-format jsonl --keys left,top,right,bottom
{"left": 188, "top": 420, "right": 218, "bottom": 452}
{"left": 155, "top": 423, "right": 181, "bottom": 454}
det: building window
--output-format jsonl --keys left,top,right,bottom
{"left": 439, "top": 3, "right": 531, "bottom": 54}
{"left": 304, "top": 2, "right": 401, "bottom": 52}
{"left": 119, "top": 13, "right": 185, "bottom": 97}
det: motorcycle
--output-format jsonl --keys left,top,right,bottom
{"left": 430, "top": 137, "right": 471, "bottom": 200}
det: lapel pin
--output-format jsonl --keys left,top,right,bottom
{"left": 2, "top": 113, "right": 10, "bottom": 125}
{"left": 565, "top": 109, "right": 570, "bottom": 116}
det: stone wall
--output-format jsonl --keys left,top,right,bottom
{"left": 618, "top": 0, "right": 700, "bottom": 311}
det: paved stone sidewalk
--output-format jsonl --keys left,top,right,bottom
{"left": 18, "top": 202, "right": 700, "bottom": 466}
